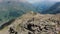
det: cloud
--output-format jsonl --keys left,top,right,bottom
{"left": 0, "top": 0, "right": 60, "bottom": 3}
{"left": 0, "top": 0, "right": 3, "bottom": 2}
{"left": 25, "top": 0, "right": 43, "bottom": 3}
{"left": 20, "top": 0, "right": 60, "bottom": 3}
{"left": 50, "top": 0, "right": 60, "bottom": 1}
{"left": 19, "top": 0, "right": 27, "bottom": 2}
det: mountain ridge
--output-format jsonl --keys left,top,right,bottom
{"left": 41, "top": 2, "right": 60, "bottom": 14}
{"left": 0, "top": 12, "right": 60, "bottom": 34}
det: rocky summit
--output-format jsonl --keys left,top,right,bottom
{"left": 0, "top": 12, "right": 60, "bottom": 34}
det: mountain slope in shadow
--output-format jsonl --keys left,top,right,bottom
{"left": 41, "top": 2, "right": 60, "bottom": 14}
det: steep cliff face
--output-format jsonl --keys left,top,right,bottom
{"left": 0, "top": 12, "right": 60, "bottom": 34}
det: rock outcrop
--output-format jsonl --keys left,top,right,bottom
{"left": 0, "top": 12, "right": 60, "bottom": 34}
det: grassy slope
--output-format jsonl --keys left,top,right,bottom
{"left": 0, "top": 2, "right": 36, "bottom": 25}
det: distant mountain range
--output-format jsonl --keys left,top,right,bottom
{"left": 0, "top": 1, "right": 60, "bottom": 25}
{"left": 41, "top": 2, "right": 60, "bottom": 14}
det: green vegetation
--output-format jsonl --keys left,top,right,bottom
{"left": 0, "top": 2, "right": 36, "bottom": 25}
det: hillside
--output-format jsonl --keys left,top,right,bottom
{"left": 0, "top": 1, "right": 36, "bottom": 25}
{"left": 42, "top": 2, "right": 60, "bottom": 14}
{"left": 0, "top": 12, "right": 60, "bottom": 34}
{"left": 0, "top": 1, "right": 60, "bottom": 26}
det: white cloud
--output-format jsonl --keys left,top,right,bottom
{"left": 51, "top": 0, "right": 60, "bottom": 1}
{"left": 47, "top": 0, "right": 60, "bottom": 1}
{"left": 26, "top": 0, "right": 43, "bottom": 3}
{"left": 0, "top": 0, "right": 60, "bottom": 3}
{"left": 0, "top": 0, "right": 3, "bottom": 2}
{"left": 26, "top": 0, "right": 60, "bottom": 3}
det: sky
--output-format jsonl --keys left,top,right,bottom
{"left": 26, "top": 0, "right": 60, "bottom": 3}
{"left": 0, "top": 0, "right": 60, "bottom": 3}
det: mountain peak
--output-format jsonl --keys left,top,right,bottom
{"left": 56, "top": 2, "right": 60, "bottom": 4}
{"left": 42, "top": 2, "right": 60, "bottom": 14}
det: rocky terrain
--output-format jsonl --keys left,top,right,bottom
{"left": 0, "top": 11, "right": 60, "bottom": 34}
